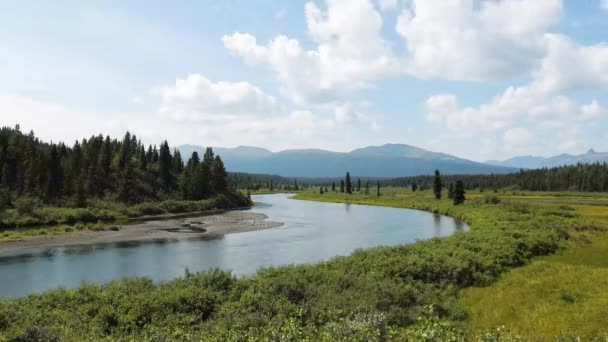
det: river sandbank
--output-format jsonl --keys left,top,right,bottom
{"left": 0, "top": 211, "right": 283, "bottom": 256}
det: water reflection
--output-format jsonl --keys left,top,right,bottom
{"left": 0, "top": 194, "right": 468, "bottom": 297}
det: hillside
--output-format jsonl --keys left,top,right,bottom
{"left": 179, "top": 144, "right": 516, "bottom": 178}
{"left": 487, "top": 149, "right": 608, "bottom": 169}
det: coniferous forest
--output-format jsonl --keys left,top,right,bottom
{"left": 0, "top": 125, "right": 248, "bottom": 222}
{"left": 388, "top": 164, "right": 608, "bottom": 193}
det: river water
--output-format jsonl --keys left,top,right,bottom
{"left": 0, "top": 194, "right": 468, "bottom": 297}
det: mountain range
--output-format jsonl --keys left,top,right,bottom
{"left": 486, "top": 149, "right": 608, "bottom": 169}
{"left": 178, "top": 144, "right": 516, "bottom": 178}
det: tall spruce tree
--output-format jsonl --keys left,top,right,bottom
{"left": 433, "top": 169, "right": 442, "bottom": 199}
{"left": 212, "top": 156, "right": 228, "bottom": 193}
{"left": 345, "top": 172, "right": 352, "bottom": 194}
{"left": 453, "top": 180, "right": 466, "bottom": 205}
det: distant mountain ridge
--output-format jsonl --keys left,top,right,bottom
{"left": 486, "top": 149, "right": 608, "bottom": 169}
{"left": 179, "top": 143, "right": 516, "bottom": 178}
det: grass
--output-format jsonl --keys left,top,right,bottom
{"left": 462, "top": 209, "right": 608, "bottom": 340}
{"left": 295, "top": 187, "right": 608, "bottom": 339}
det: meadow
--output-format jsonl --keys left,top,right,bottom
{"left": 1, "top": 187, "right": 606, "bottom": 340}
{"left": 296, "top": 188, "right": 608, "bottom": 340}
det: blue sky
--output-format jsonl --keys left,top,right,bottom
{"left": 1, "top": 0, "right": 607, "bottom": 161}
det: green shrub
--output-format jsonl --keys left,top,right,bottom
{"left": 483, "top": 196, "right": 501, "bottom": 205}
{"left": 14, "top": 196, "right": 41, "bottom": 215}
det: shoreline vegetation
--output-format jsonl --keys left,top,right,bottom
{"left": 0, "top": 210, "right": 282, "bottom": 256}
{"left": 0, "top": 193, "right": 253, "bottom": 243}
{"left": 2, "top": 188, "right": 607, "bottom": 340}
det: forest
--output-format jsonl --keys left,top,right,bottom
{"left": 0, "top": 125, "right": 250, "bottom": 230}
{"left": 388, "top": 163, "right": 608, "bottom": 192}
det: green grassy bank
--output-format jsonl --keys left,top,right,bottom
{"left": 0, "top": 188, "right": 606, "bottom": 341}
{"left": 0, "top": 192, "right": 251, "bottom": 242}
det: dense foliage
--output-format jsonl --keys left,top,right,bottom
{"left": 0, "top": 125, "right": 230, "bottom": 208}
{"left": 2, "top": 190, "right": 605, "bottom": 340}
{"left": 390, "top": 163, "right": 608, "bottom": 192}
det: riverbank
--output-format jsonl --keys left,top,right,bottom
{"left": 0, "top": 210, "right": 283, "bottom": 256}
{"left": 1, "top": 189, "right": 606, "bottom": 340}
{"left": 0, "top": 192, "right": 252, "bottom": 243}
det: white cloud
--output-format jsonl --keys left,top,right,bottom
{"left": 396, "top": 0, "right": 562, "bottom": 81}
{"left": 601, "top": 0, "right": 608, "bottom": 10}
{"left": 223, "top": 0, "right": 400, "bottom": 105}
{"left": 153, "top": 74, "right": 279, "bottom": 122}
{"left": 580, "top": 100, "right": 608, "bottom": 120}
{"left": 376, "top": 0, "right": 398, "bottom": 11}
{"left": 531, "top": 34, "right": 608, "bottom": 93}
{"left": 0, "top": 92, "right": 381, "bottom": 152}
{"left": 503, "top": 128, "right": 534, "bottom": 147}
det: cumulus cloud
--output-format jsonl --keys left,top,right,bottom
{"left": 426, "top": 85, "right": 605, "bottom": 133}
{"left": 223, "top": 0, "right": 400, "bottom": 105}
{"left": 531, "top": 34, "right": 608, "bottom": 93}
{"left": 396, "top": 0, "right": 562, "bottom": 81}
{"left": 602, "top": 0, "right": 608, "bottom": 10}
{"left": 503, "top": 128, "right": 534, "bottom": 146}
{"left": 153, "top": 74, "right": 279, "bottom": 122}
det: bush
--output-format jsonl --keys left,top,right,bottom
{"left": 483, "top": 196, "right": 501, "bottom": 204}
{"left": 14, "top": 197, "right": 41, "bottom": 215}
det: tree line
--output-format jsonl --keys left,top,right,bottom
{"left": 390, "top": 163, "right": 608, "bottom": 193}
{"left": 0, "top": 125, "right": 230, "bottom": 208}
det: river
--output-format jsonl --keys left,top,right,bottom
{"left": 0, "top": 194, "right": 468, "bottom": 297}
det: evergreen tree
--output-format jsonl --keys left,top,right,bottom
{"left": 433, "top": 169, "right": 442, "bottom": 199}
{"left": 158, "top": 141, "right": 174, "bottom": 192}
{"left": 345, "top": 172, "right": 352, "bottom": 194}
{"left": 212, "top": 156, "right": 228, "bottom": 193}
{"left": 377, "top": 181, "right": 381, "bottom": 197}
{"left": 340, "top": 179, "right": 345, "bottom": 193}
{"left": 365, "top": 181, "right": 370, "bottom": 195}
{"left": 453, "top": 180, "right": 466, "bottom": 205}
{"left": 357, "top": 178, "right": 361, "bottom": 192}
{"left": 332, "top": 182, "right": 336, "bottom": 192}
{"left": 447, "top": 183, "right": 455, "bottom": 199}
{"left": 294, "top": 179, "right": 299, "bottom": 191}
{"left": 46, "top": 144, "right": 63, "bottom": 201}
{"left": 411, "top": 183, "right": 417, "bottom": 192}
{"left": 319, "top": 187, "right": 324, "bottom": 194}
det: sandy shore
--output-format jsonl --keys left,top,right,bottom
{"left": 0, "top": 211, "right": 283, "bottom": 256}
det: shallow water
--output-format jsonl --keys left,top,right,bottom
{"left": 0, "top": 194, "right": 468, "bottom": 297}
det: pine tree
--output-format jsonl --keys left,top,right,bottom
{"left": 212, "top": 156, "right": 228, "bottom": 193}
{"left": 453, "top": 180, "right": 466, "bottom": 205}
{"left": 158, "top": 141, "right": 174, "bottom": 192}
{"left": 433, "top": 169, "right": 442, "bottom": 199}
{"left": 340, "top": 179, "right": 345, "bottom": 193}
{"left": 332, "top": 182, "right": 336, "bottom": 192}
{"left": 357, "top": 178, "right": 361, "bottom": 192}
{"left": 365, "top": 181, "right": 370, "bottom": 195}
{"left": 411, "top": 183, "right": 417, "bottom": 192}
{"left": 46, "top": 144, "right": 63, "bottom": 201}
{"left": 377, "top": 181, "right": 381, "bottom": 197}
{"left": 320, "top": 187, "right": 324, "bottom": 194}
{"left": 447, "top": 183, "right": 455, "bottom": 199}
{"left": 345, "top": 172, "right": 352, "bottom": 194}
